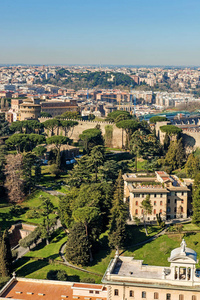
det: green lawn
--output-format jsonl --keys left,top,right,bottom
{"left": 123, "top": 232, "right": 200, "bottom": 268}
{"left": 0, "top": 190, "right": 60, "bottom": 230}
{"left": 14, "top": 229, "right": 101, "bottom": 283}
{"left": 182, "top": 222, "right": 200, "bottom": 231}
{"left": 24, "top": 229, "right": 67, "bottom": 260}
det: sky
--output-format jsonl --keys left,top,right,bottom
{"left": 0, "top": 0, "right": 200, "bottom": 66}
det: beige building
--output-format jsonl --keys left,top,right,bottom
{"left": 102, "top": 240, "right": 200, "bottom": 300}
{"left": 20, "top": 98, "right": 41, "bottom": 121}
{"left": 41, "top": 100, "right": 78, "bottom": 117}
{"left": 123, "top": 171, "right": 191, "bottom": 221}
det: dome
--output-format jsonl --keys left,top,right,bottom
{"left": 169, "top": 239, "right": 197, "bottom": 263}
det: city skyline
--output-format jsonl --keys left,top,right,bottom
{"left": 1, "top": 0, "right": 200, "bottom": 65}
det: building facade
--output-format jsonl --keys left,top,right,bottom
{"left": 123, "top": 171, "right": 191, "bottom": 221}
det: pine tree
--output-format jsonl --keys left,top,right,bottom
{"left": 108, "top": 170, "right": 128, "bottom": 249}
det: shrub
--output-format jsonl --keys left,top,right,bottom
{"left": 25, "top": 209, "right": 40, "bottom": 219}
{"left": 47, "top": 270, "right": 68, "bottom": 281}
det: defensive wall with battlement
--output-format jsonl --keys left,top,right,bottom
{"left": 39, "top": 117, "right": 125, "bottom": 148}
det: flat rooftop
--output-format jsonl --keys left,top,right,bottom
{"left": 0, "top": 279, "right": 107, "bottom": 300}
{"left": 112, "top": 257, "right": 164, "bottom": 280}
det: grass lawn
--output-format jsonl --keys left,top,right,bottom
{"left": 123, "top": 232, "right": 200, "bottom": 268}
{"left": 14, "top": 228, "right": 101, "bottom": 283}
{"left": 82, "top": 225, "right": 161, "bottom": 275}
{"left": 0, "top": 190, "right": 60, "bottom": 230}
{"left": 39, "top": 166, "right": 69, "bottom": 189}
{"left": 24, "top": 229, "right": 67, "bottom": 260}
{"left": 182, "top": 222, "right": 200, "bottom": 231}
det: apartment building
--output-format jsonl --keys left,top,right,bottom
{"left": 123, "top": 171, "right": 191, "bottom": 221}
{"left": 41, "top": 100, "right": 78, "bottom": 117}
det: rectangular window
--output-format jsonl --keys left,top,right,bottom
{"left": 95, "top": 291, "right": 99, "bottom": 294}
{"left": 168, "top": 199, "right": 170, "bottom": 204}
{"left": 154, "top": 292, "right": 159, "bottom": 299}
{"left": 175, "top": 199, "right": 177, "bottom": 203}
{"left": 130, "top": 290, "right": 134, "bottom": 297}
{"left": 136, "top": 201, "right": 138, "bottom": 206}
{"left": 160, "top": 201, "right": 163, "bottom": 206}
{"left": 154, "top": 201, "right": 156, "bottom": 206}
{"left": 160, "top": 194, "right": 163, "bottom": 198}
{"left": 142, "top": 291, "right": 146, "bottom": 298}
{"left": 89, "top": 291, "right": 93, "bottom": 294}
{"left": 154, "top": 209, "right": 156, "bottom": 215}
{"left": 182, "top": 192, "right": 184, "bottom": 196}
{"left": 154, "top": 194, "right": 157, "bottom": 198}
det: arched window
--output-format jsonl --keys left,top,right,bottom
{"left": 160, "top": 201, "right": 163, "bottom": 205}
{"left": 154, "top": 201, "right": 157, "bottom": 205}
{"left": 166, "top": 294, "right": 171, "bottom": 300}
{"left": 135, "top": 209, "right": 138, "bottom": 215}
{"left": 192, "top": 296, "right": 196, "bottom": 300}
{"left": 136, "top": 201, "right": 138, "bottom": 206}
{"left": 179, "top": 295, "right": 184, "bottom": 300}
{"left": 130, "top": 290, "right": 134, "bottom": 297}
{"left": 154, "top": 292, "right": 159, "bottom": 299}
{"left": 114, "top": 289, "right": 118, "bottom": 296}
{"left": 142, "top": 291, "right": 146, "bottom": 298}
{"left": 160, "top": 209, "right": 162, "bottom": 213}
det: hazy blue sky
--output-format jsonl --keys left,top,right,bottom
{"left": 1, "top": 0, "right": 200, "bottom": 65}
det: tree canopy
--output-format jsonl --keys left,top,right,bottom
{"left": 160, "top": 125, "right": 182, "bottom": 135}
{"left": 149, "top": 116, "right": 168, "bottom": 123}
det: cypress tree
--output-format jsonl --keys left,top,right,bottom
{"left": 108, "top": 170, "right": 128, "bottom": 249}
{"left": 192, "top": 174, "right": 200, "bottom": 225}
{"left": 65, "top": 222, "right": 90, "bottom": 266}
{"left": 0, "top": 231, "right": 12, "bottom": 277}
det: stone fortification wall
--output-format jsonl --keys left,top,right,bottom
{"left": 181, "top": 130, "right": 200, "bottom": 149}
{"left": 39, "top": 117, "right": 125, "bottom": 148}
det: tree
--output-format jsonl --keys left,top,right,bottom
{"left": 164, "top": 139, "right": 185, "bottom": 172}
{"left": 116, "top": 119, "right": 140, "bottom": 149}
{"left": 0, "top": 230, "right": 12, "bottom": 277}
{"left": 185, "top": 153, "right": 200, "bottom": 178}
{"left": 43, "top": 119, "right": 60, "bottom": 136}
{"left": 149, "top": 116, "right": 168, "bottom": 123}
{"left": 88, "top": 114, "right": 95, "bottom": 121}
{"left": 106, "top": 111, "right": 131, "bottom": 123}
{"left": 140, "top": 195, "right": 152, "bottom": 236}
{"left": 5, "top": 133, "right": 45, "bottom": 152}
{"left": 160, "top": 125, "right": 182, "bottom": 136}
{"left": 73, "top": 206, "right": 99, "bottom": 262}
{"left": 60, "top": 120, "right": 78, "bottom": 137}
{"left": 79, "top": 128, "right": 104, "bottom": 153}
{"left": 32, "top": 145, "right": 47, "bottom": 158}
{"left": 4, "top": 154, "right": 24, "bottom": 203}
{"left": 41, "top": 112, "right": 52, "bottom": 118}
{"left": 192, "top": 174, "right": 200, "bottom": 225}
{"left": 108, "top": 171, "right": 128, "bottom": 249}
{"left": 65, "top": 222, "right": 90, "bottom": 266}
{"left": 22, "top": 153, "right": 41, "bottom": 194}
{"left": 88, "top": 145, "right": 105, "bottom": 182}
{"left": 67, "top": 156, "right": 91, "bottom": 187}
{"left": 0, "top": 113, "right": 10, "bottom": 137}
{"left": 100, "top": 160, "right": 120, "bottom": 183}
{"left": 39, "top": 196, "right": 54, "bottom": 244}
{"left": 0, "top": 140, "right": 7, "bottom": 185}
{"left": 47, "top": 135, "right": 70, "bottom": 168}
